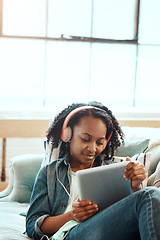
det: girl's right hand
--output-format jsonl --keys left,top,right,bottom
{"left": 71, "top": 198, "right": 98, "bottom": 222}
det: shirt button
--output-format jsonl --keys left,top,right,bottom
{"left": 67, "top": 187, "right": 70, "bottom": 191}
{"left": 62, "top": 204, "right": 66, "bottom": 208}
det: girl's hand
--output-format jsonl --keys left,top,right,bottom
{"left": 123, "top": 158, "right": 147, "bottom": 192}
{"left": 71, "top": 198, "right": 98, "bottom": 222}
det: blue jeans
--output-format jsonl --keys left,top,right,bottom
{"left": 65, "top": 187, "right": 160, "bottom": 240}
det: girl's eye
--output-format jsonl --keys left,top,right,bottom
{"left": 81, "top": 138, "right": 89, "bottom": 142}
{"left": 97, "top": 142, "right": 104, "bottom": 146}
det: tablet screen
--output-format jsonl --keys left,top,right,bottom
{"left": 77, "top": 162, "right": 132, "bottom": 211}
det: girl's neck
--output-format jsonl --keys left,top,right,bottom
{"left": 70, "top": 160, "right": 98, "bottom": 172}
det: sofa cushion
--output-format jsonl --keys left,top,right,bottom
{"left": 114, "top": 139, "right": 150, "bottom": 157}
{"left": 0, "top": 202, "right": 30, "bottom": 239}
{"left": 147, "top": 145, "right": 160, "bottom": 176}
{"left": 109, "top": 152, "right": 151, "bottom": 187}
{"left": 11, "top": 154, "right": 43, "bottom": 203}
{"left": 0, "top": 154, "right": 43, "bottom": 203}
{"left": 148, "top": 160, "right": 160, "bottom": 188}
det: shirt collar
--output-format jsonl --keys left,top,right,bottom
{"left": 59, "top": 153, "right": 103, "bottom": 166}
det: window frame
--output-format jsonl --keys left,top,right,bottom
{"left": 0, "top": 0, "right": 160, "bottom": 118}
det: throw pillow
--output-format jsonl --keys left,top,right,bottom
{"left": 108, "top": 152, "right": 151, "bottom": 188}
{"left": 114, "top": 139, "right": 150, "bottom": 157}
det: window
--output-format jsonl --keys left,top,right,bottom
{"left": 92, "top": 0, "right": 137, "bottom": 39}
{"left": 48, "top": 0, "right": 92, "bottom": 38}
{"left": 0, "top": 0, "right": 160, "bottom": 112}
{"left": 90, "top": 43, "right": 136, "bottom": 107}
{"left": 2, "top": 0, "right": 46, "bottom": 36}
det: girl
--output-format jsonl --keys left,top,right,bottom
{"left": 26, "top": 102, "right": 160, "bottom": 240}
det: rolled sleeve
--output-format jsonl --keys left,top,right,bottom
{"left": 35, "top": 214, "right": 49, "bottom": 235}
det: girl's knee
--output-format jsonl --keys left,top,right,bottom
{"left": 137, "top": 186, "right": 160, "bottom": 203}
{"left": 141, "top": 186, "right": 160, "bottom": 195}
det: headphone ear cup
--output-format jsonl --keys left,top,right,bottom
{"left": 61, "top": 126, "right": 72, "bottom": 142}
{"left": 67, "top": 126, "right": 72, "bottom": 142}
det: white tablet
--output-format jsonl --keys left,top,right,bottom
{"left": 77, "top": 162, "right": 132, "bottom": 211}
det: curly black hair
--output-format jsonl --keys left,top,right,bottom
{"left": 46, "top": 101, "right": 124, "bottom": 160}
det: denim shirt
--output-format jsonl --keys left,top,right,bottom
{"left": 26, "top": 155, "right": 103, "bottom": 240}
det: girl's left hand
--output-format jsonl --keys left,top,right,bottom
{"left": 123, "top": 158, "right": 147, "bottom": 192}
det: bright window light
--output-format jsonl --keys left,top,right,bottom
{"left": 90, "top": 43, "right": 136, "bottom": 107}
{"left": 48, "top": 0, "right": 92, "bottom": 38}
{"left": 3, "top": 0, "right": 46, "bottom": 36}
{"left": 0, "top": 0, "right": 160, "bottom": 113}
{"left": 0, "top": 38, "right": 45, "bottom": 107}
{"left": 139, "top": 0, "right": 160, "bottom": 44}
{"left": 135, "top": 45, "right": 160, "bottom": 107}
{"left": 93, "top": 0, "right": 137, "bottom": 39}
{"left": 45, "top": 41, "right": 91, "bottom": 108}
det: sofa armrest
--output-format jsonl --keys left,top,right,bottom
{"left": 147, "top": 145, "right": 160, "bottom": 177}
{"left": 0, "top": 154, "right": 43, "bottom": 203}
{"left": 0, "top": 166, "right": 14, "bottom": 198}
{"left": 148, "top": 160, "right": 160, "bottom": 188}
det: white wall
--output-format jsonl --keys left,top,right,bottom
{"left": 0, "top": 138, "right": 45, "bottom": 181}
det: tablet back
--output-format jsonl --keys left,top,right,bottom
{"left": 77, "top": 162, "right": 132, "bottom": 211}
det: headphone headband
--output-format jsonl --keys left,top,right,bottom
{"left": 60, "top": 106, "right": 113, "bottom": 143}
{"left": 62, "top": 106, "right": 99, "bottom": 130}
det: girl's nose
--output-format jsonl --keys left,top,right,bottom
{"left": 87, "top": 142, "right": 96, "bottom": 153}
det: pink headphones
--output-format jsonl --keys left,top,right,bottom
{"left": 60, "top": 106, "right": 113, "bottom": 148}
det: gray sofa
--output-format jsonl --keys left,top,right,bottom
{"left": 0, "top": 154, "right": 43, "bottom": 240}
{"left": 0, "top": 126, "right": 160, "bottom": 240}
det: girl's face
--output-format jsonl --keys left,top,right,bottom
{"left": 69, "top": 115, "right": 107, "bottom": 171}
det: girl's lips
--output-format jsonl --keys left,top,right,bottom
{"left": 83, "top": 154, "right": 95, "bottom": 159}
